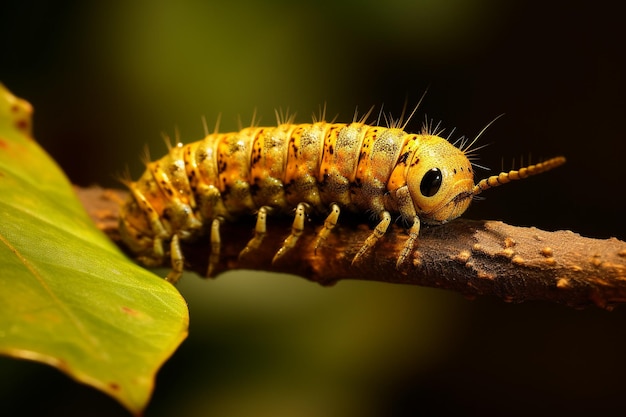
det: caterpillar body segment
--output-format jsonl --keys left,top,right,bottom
{"left": 119, "top": 118, "right": 566, "bottom": 284}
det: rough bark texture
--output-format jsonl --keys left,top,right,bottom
{"left": 76, "top": 186, "right": 626, "bottom": 310}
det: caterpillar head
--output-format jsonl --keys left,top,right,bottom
{"left": 406, "top": 137, "right": 475, "bottom": 224}
{"left": 404, "top": 135, "right": 566, "bottom": 224}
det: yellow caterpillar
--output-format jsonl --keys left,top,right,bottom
{"left": 119, "top": 111, "right": 565, "bottom": 283}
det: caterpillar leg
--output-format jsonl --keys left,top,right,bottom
{"left": 396, "top": 216, "right": 420, "bottom": 269}
{"left": 166, "top": 234, "right": 184, "bottom": 284}
{"left": 127, "top": 184, "right": 170, "bottom": 241}
{"left": 352, "top": 211, "right": 391, "bottom": 265}
{"left": 126, "top": 183, "right": 182, "bottom": 278}
{"left": 136, "top": 236, "right": 166, "bottom": 270}
{"left": 207, "top": 218, "right": 221, "bottom": 277}
{"left": 239, "top": 206, "right": 270, "bottom": 260}
{"left": 313, "top": 203, "right": 340, "bottom": 254}
{"left": 273, "top": 203, "right": 307, "bottom": 263}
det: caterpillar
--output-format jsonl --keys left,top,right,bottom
{"left": 119, "top": 109, "right": 565, "bottom": 284}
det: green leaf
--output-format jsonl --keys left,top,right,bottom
{"left": 0, "top": 83, "right": 189, "bottom": 415}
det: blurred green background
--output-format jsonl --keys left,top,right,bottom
{"left": 2, "top": 0, "right": 626, "bottom": 416}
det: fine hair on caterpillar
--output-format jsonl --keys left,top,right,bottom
{"left": 118, "top": 104, "right": 566, "bottom": 284}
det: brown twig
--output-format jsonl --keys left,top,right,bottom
{"left": 76, "top": 186, "right": 626, "bottom": 310}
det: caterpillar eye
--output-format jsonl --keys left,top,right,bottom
{"left": 420, "top": 168, "right": 443, "bottom": 197}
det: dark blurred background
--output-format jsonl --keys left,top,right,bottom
{"left": 1, "top": 0, "right": 625, "bottom": 416}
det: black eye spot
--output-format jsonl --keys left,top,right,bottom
{"left": 420, "top": 168, "right": 442, "bottom": 197}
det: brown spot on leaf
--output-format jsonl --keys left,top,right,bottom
{"left": 16, "top": 119, "right": 29, "bottom": 132}
{"left": 121, "top": 306, "right": 139, "bottom": 316}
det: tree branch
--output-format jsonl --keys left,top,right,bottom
{"left": 76, "top": 186, "right": 626, "bottom": 310}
